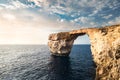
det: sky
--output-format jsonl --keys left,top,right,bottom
{"left": 0, "top": 0, "right": 120, "bottom": 44}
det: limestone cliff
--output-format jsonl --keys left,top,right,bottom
{"left": 48, "top": 24, "right": 120, "bottom": 80}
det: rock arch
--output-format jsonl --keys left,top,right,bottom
{"left": 48, "top": 24, "right": 120, "bottom": 80}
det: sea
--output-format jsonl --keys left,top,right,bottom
{"left": 0, "top": 45, "right": 96, "bottom": 80}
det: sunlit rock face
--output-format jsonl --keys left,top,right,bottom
{"left": 48, "top": 24, "right": 120, "bottom": 79}
{"left": 48, "top": 32, "right": 81, "bottom": 56}
{"left": 89, "top": 25, "right": 120, "bottom": 80}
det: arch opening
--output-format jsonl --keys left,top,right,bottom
{"left": 70, "top": 34, "right": 96, "bottom": 80}
{"left": 74, "top": 34, "right": 90, "bottom": 45}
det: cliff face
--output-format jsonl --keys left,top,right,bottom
{"left": 48, "top": 24, "right": 120, "bottom": 80}
{"left": 88, "top": 25, "right": 120, "bottom": 80}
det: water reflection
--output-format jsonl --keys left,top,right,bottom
{"left": 48, "top": 55, "right": 72, "bottom": 80}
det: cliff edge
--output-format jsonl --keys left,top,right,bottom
{"left": 48, "top": 24, "right": 120, "bottom": 80}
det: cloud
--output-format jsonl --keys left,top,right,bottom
{"left": 88, "top": 0, "right": 109, "bottom": 16}
{"left": 71, "top": 16, "right": 98, "bottom": 28}
{"left": 107, "top": 16, "right": 120, "bottom": 25}
{"left": 0, "top": 8, "right": 76, "bottom": 44}
{"left": 35, "top": 0, "right": 120, "bottom": 27}
{"left": 102, "top": 14, "right": 112, "bottom": 19}
{"left": 101, "top": 16, "right": 120, "bottom": 26}
{"left": 30, "top": 0, "right": 119, "bottom": 16}
{"left": 0, "top": 9, "right": 73, "bottom": 30}
{"left": 0, "top": 0, "right": 29, "bottom": 9}
{"left": 0, "top": 0, "right": 120, "bottom": 28}
{"left": 89, "top": 0, "right": 120, "bottom": 16}
{"left": 2, "top": 13, "right": 16, "bottom": 20}
{"left": 0, "top": 10, "right": 50, "bottom": 44}
{"left": 28, "top": 0, "right": 47, "bottom": 7}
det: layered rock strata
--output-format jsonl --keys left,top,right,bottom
{"left": 48, "top": 24, "right": 120, "bottom": 80}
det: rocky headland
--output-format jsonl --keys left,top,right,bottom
{"left": 48, "top": 24, "right": 120, "bottom": 80}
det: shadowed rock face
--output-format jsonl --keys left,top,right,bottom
{"left": 48, "top": 24, "right": 120, "bottom": 80}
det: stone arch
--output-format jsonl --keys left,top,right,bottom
{"left": 48, "top": 25, "right": 120, "bottom": 80}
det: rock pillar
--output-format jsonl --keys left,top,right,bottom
{"left": 48, "top": 32, "right": 83, "bottom": 56}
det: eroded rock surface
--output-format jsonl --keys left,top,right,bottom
{"left": 48, "top": 24, "right": 120, "bottom": 80}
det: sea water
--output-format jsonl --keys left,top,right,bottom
{"left": 0, "top": 45, "right": 96, "bottom": 80}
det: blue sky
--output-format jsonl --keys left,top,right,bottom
{"left": 0, "top": 0, "right": 120, "bottom": 44}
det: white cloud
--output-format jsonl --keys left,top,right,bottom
{"left": 0, "top": 12, "right": 50, "bottom": 44}
{"left": 89, "top": 0, "right": 120, "bottom": 16}
{"left": 101, "top": 16, "right": 120, "bottom": 26}
{"left": 89, "top": 0, "right": 109, "bottom": 16}
{"left": 72, "top": 16, "right": 98, "bottom": 27}
{"left": 0, "top": 9, "right": 75, "bottom": 44}
{"left": 0, "top": 0, "right": 119, "bottom": 21}
{"left": 0, "top": 4, "right": 13, "bottom": 9}
{"left": 26, "top": 0, "right": 120, "bottom": 25}
{"left": 0, "top": 0, "right": 29, "bottom": 9}
{"left": 102, "top": 14, "right": 112, "bottom": 19}
{"left": 0, "top": 5, "right": 3, "bottom": 10}
{"left": 49, "top": 6, "right": 66, "bottom": 15}
{"left": 107, "top": 0, "right": 120, "bottom": 10}
{"left": 11, "top": 0, "right": 28, "bottom": 9}
{"left": 74, "top": 17, "right": 90, "bottom": 23}
{"left": 2, "top": 13, "right": 16, "bottom": 20}
{"left": 28, "top": 0, "right": 49, "bottom": 8}
{"left": 108, "top": 16, "right": 120, "bottom": 25}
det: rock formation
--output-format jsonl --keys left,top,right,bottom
{"left": 48, "top": 24, "right": 120, "bottom": 80}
